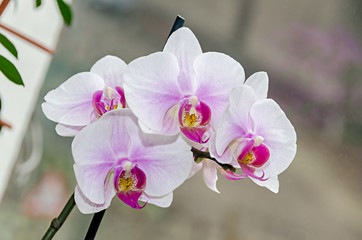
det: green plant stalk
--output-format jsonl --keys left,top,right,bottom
{"left": 41, "top": 193, "right": 76, "bottom": 240}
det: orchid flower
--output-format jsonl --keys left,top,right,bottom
{"left": 72, "top": 110, "right": 193, "bottom": 213}
{"left": 123, "top": 27, "right": 244, "bottom": 144}
{"left": 42, "top": 55, "right": 127, "bottom": 136}
{"left": 189, "top": 72, "right": 270, "bottom": 193}
{"left": 210, "top": 84, "right": 297, "bottom": 193}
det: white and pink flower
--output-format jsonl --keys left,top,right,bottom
{"left": 73, "top": 110, "right": 193, "bottom": 213}
{"left": 42, "top": 55, "right": 127, "bottom": 136}
{"left": 123, "top": 27, "right": 244, "bottom": 144}
{"left": 210, "top": 82, "right": 297, "bottom": 193}
{"left": 189, "top": 72, "right": 271, "bottom": 193}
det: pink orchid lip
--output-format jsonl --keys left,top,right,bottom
{"left": 180, "top": 126, "right": 210, "bottom": 143}
{"left": 236, "top": 137, "right": 270, "bottom": 181}
{"left": 178, "top": 96, "right": 212, "bottom": 143}
{"left": 115, "top": 86, "right": 126, "bottom": 108}
{"left": 92, "top": 90, "right": 105, "bottom": 116}
{"left": 92, "top": 86, "right": 126, "bottom": 118}
{"left": 250, "top": 144, "right": 270, "bottom": 168}
{"left": 241, "top": 164, "right": 268, "bottom": 181}
{"left": 219, "top": 168, "right": 248, "bottom": 180}
{"left": 113, "top": 163, "right": 147, "bottom": 209}
{"left": 195, "top": 100, "right": 211, "bottom": 126}
{"left": 237, "top": 138, "right": 255, "bottom": 161}
{"left": 237, "top": 140, "right": 270, "bottom": 168}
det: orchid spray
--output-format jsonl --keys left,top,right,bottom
{"left": 41, "top": 16, "right": 296, "bottom": 240}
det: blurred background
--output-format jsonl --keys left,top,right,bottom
{"left": 0, "top": 0, "right": 362, "bottom": 239}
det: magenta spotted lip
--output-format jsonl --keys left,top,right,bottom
{"left": 235, "top": 138, "right": 270, "bottom": 181}
{"left": 113, "top": 163, "right": 147, "bottom": 209}
{"left": 92, "top": 86, "right": 126, "bottom": 117}
{"left": 178, "top": 96, "right": 212, "bottom": 143}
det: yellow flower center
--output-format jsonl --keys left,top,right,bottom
{"left": 183, "top": 107, "right": 200, "bottom": 127}
{"left": 240, "top": 152, "right": 254, "bottom": 165}
{"left": 106, "top": 105, "right": 118, "bottom": 111}
{"left": 184, "top": 113, "right": 197, "bottom": 127}
{"left": 118, "top": 176, "right": 134, "bottom": 192}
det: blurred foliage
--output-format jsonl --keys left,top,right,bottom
{"left": 36, "top": 0, "right": 73, "bottom": 26}
{"left": 0, "top": 0, "right": 74, "bottom": 132}
{"left": 0, "top": 33, "right": 23, "bottom": 86}
{"left": 0, "top": 55, "right": 23, "bottom": 86}
{"left": 56, "top": 0, "right": 72, "bottom": 26}
{"left": 0, "top": 33, "right": 18, "bottom": 58}
{"left": 35, "top": 0, "right": 42, "bottom": 8}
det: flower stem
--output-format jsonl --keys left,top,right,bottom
{"left": 41, "top": 193, "right": 76, "bottom": 240}
{"left": 84, "top": 209, "right": 106, "bottom": 240}
{"left": 167, "top": 15, "right": 185, "bottom": 39}
{"left": 191, "top": 147, "right": 236, "bottom": 172}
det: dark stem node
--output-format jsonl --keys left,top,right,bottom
{"left": 41, "top": 193, "right": 76, "bottom": 240}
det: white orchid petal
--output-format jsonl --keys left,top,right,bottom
{"left": 71, "top": 111, "right": 131, "bottom": 203}
{"left": 124, "top": 52, "right": 183, "bottom": 133}
{"left": 73, "top": 163, "right": 113, "bottom": 204}
{"left": 245, "top": 71, "right": 269, "bottom": 101}
{"left": 74, "top": 180, "right": 115, "bottom": 214}
{"left": 215, "top": 86, "right": 255, "bottom": 156}
{"left": 139, "top": 192, "right": 173, "bottom": 208}
{"left": 55, "top": 124, "right": 84, "bottom": 137}
{"left": 251, "top": 99, "right": 297, "bottom": 176}
{"left": 90, "top": 55, "right": 127, "bottom": 88}
{"left": 42, "top": 72, "right": 104, "bottom": 126}
{"left": 164, "top": 27, "right": 202, "bottom": 94}
{"left": 188, "top": 161, "right": 203, "bottom": 179}
{"left": 251, "top": 175, "right": 279, "bottom": 193}
{"left": 194, "top": 52, "right": 245, "bottom": 125}
{"left": 202, "top": 159, "right": 220, "bottom": 193}
{"left": 130, "top": 133, "right": 193, "bottom": 197}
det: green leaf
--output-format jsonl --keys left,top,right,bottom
{"left": 36, "top": 0, "right": 42, "bottom": 7}
{"left": 56, "top": 0, "right": 72, "bottom": 26}
{"left": 0, "top": 55, "right": 24, "bottom": 86}
{"left": 0, "top": 33, "right": 18, "bottom": 59}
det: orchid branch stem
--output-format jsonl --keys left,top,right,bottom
{"left": 191, "top": 147, "right": 236, "bottom": 172}
{"left": 167, "top": 15, "right": 185, "bottom": 39}
{"left": 84, "top": 209, "right": 106, "bottom": 240}
{"left": 41, "top": 193, "right": 76, "bottom": 240}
